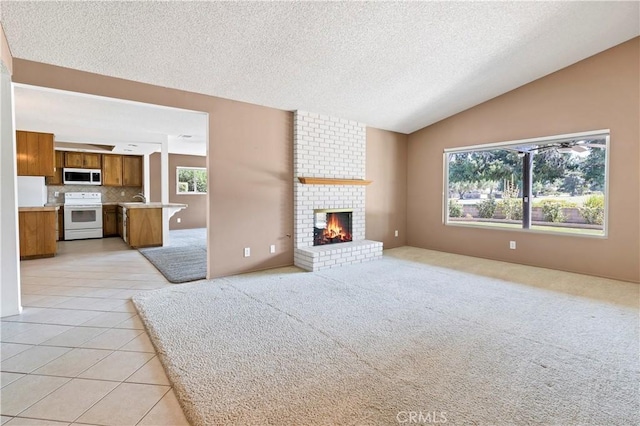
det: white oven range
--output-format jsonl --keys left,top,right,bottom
{"left": 64, "top": 192, "right": 103, "bottom": 240}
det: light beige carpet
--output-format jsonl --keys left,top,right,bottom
{"left": 133, "top": 249, "right": 639, "bottom": 425}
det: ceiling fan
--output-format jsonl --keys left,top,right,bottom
{"left": 555, "top": 139, "right": 606, "bottom": 153}
{"left": 513, "top": 139, "right": 606, "bottom": 155}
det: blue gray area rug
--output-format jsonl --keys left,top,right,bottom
{"left": 138, "top": 228, "right": 206, "bottom": 283}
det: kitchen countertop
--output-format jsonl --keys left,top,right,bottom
{"left": 46, "top": 202, "right": 187, "bottom": 209}
{"left": 19, "top": 206, "right": 59, "bottom": 212}
{"left": 119, "top": 202, "right": 187, "bottom": 209}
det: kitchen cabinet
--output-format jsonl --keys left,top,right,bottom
{"left": 83, "top": 153, "right": 102, "bottom": 169}
{"left": 64, "top": 152, "right": 83, "bottom": 168}
{"left": 19, "top": 209, "right": 57, "bottom": 259}
{"left": 46, "top": 151, "right": 65, "bottom": 185}
{"left": 16, "top": 131, "right": 55, "bottom": 177}
{"left": 57, "top": 206, "right": 64, "bottom": 241}
{"left": 48, "top": 151, "right": 102, "bottom": 186}
{"left": 126, "top": 207, "right": 162, "bottom": 248}
{"left": 117, "top": 206, "right": 123, "bottom": 237}
{"left": 102, "top": 154, "right": 123, "bottom": 186}
{"left": 123, "top": 156, "right": 143, "bottom": 187}
{"left": 102, "top": 154, "right": 143, "bottom": 187}
{"left": 64, "top": 152, "right": 102, "bottom": 169}
{"left": 103, "top": 205, "right": 118, "bottom": 237}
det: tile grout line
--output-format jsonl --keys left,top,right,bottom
{"left": 4, "top": 376, "right": 71, "bottom": 419}
{"left": 134, "top": 387, "right": 173, "bottom": 426}
{"left": 2, "top": 238, "right": 183, "bottom": 425}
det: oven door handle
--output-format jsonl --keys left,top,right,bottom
{"left": 66, "top": 206, "right": 103, "bottom": 210}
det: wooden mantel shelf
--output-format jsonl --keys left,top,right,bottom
{"left": 298, "top": 177, "right": 372, "bottom": 186}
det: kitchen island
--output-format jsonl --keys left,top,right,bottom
{"left": 114, "top": 202, "right": 187, "bottom": 248}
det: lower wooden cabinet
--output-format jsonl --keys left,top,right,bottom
{"left": 117, "top": 206, "right": 123, "bottom": 237}
{"left": 127, "top": 208, "right": 162, "bottom": 248}
{"left": 103, "top": 205, "right": 118, "bottom": 237}
{"left": 57, "top": 207, "right": 64, "bottom": 241}
{"left": 19, "top": 209, "right": 57, "bottom": 260}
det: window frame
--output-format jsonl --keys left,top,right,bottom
{"left": 442, "top": 129, "right": 610, "bottom": 238}
{"left": 176, "top": 166, "right": 208, "bottom": 195}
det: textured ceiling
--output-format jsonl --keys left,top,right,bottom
{"left": 1, "top": 1, "right": 639, "bottom": 134}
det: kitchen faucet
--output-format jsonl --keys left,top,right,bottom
{"left": 133, "top": 193, "right": 146, "bottom": 203}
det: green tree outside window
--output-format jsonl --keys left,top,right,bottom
{"left": 177, "top": 167, "right": 207, "bottom": 194}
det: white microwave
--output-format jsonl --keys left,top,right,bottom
{"left": 63, "top": 168, "right": 102, "bottom": 185}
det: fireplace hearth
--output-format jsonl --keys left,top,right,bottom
{"left": 313, "top": 209, "right": 352, "bottom": 246}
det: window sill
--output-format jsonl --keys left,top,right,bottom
{"left": 444, "top": 220, "right": 607, "bottom": 239}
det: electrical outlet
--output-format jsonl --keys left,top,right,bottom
{"left": 394, "top": 230, "right": 399, "bottom": 237}
{"left": 270, "top": 244, "right": 276, "bottom": 254}
{"left": 121, "top": 191, "right": 125, "bottom": 196}
{"left": 509, "top": 241, "right": 516, "bottom": 250}
{"left": 54, "top": 191, "right": 59, "bottom": 197}
{"left": 177, "top": 218, "right": 181, "bottom": 223}
{"left": 244, "top": 247, "right": 251, "bottom": 257}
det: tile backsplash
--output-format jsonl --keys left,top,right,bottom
{"left": 47, "top": 185, "right": 143, "bottom": 204}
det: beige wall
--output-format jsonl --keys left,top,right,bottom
{"left": 13, "top": 38, "right": 636, "bottom": 281}
{"left": 208, "top": 100, "right": 293, "bottom": 278}
{"left": 407, "top": 37, "right": 640, "bottom": 283}
{"left": 366, "top": 128, "right": 407, "bottom": 248}
{"left": 12, "top": 59, "right": 293, "bottom": 278}
{"left": 1, "top": 24, "right": 12, "bottom": 74}
{"left": 149, "top": 153, "right": 207, "bottom": 230}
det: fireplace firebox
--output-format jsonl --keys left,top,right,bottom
{"left": 313, "top": 209, "right": 353, "bottom": 246}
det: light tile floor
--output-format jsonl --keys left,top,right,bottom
{"left": 1, "top": 237, "right": 190, "bottom": 426}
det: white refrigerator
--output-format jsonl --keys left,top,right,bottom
{"left": 17, "top": 176, "right": 48, "bottom": 207}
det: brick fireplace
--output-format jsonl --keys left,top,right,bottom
{"left": 293, "top": 111, "right": 382, "bottom": 271}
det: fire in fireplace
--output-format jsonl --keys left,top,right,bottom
{"left": 313, "top": 209, "right": 353, "bottom": 246}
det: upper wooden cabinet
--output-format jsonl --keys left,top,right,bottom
{"left": 102, "top": 154, "right": 123, "bottom": 186}
{"left": 16, "top": 131, "right": 55, "bottom": 177}
{"left": 45, "top": 151, "right": 65, "bottom": 186}
{"left": 83, "top": 153, "right": 102, "bottom": 169}
{"left": 102, "top": 154, "right": 142, "bottom": 187}
{"left": 64, "top": 152, "right": 83, "bottom": 168}
{"left": 123, "top": 155, "right": 143, "bottom": 187}
{"left": 64, "top": 152, "right": 102, "bottom": 169}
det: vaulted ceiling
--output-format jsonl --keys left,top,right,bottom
{"left": 2, "top": 1, "right": 638, "bottom": 134}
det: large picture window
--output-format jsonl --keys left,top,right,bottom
{"left": 444, "top": 130, "right": 608, "bottom": 237}
{"left": 177, "top": 167, "right": 207, "bottom": 194}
